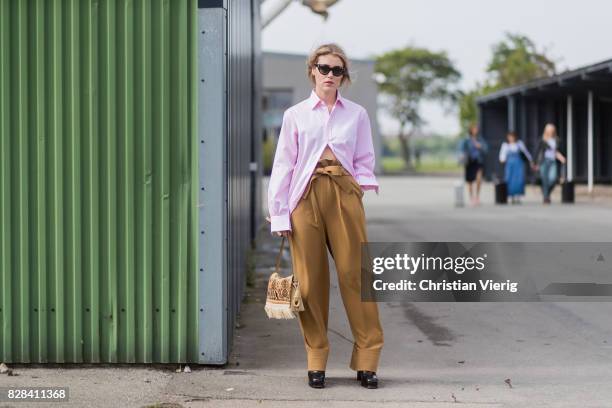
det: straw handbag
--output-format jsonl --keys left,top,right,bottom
{"left": 264, "top": 236, "right": 305, "bottom": 319}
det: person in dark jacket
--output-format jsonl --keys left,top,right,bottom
{"left": 458, "top": 124, "right": 488, "bottom": 206}
{"left": 532, "top": 123, "right": 566, "bottom": 204}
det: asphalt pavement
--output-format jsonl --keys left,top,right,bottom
{"left": 2, "top": 176, "right": 611, "bottom": 407}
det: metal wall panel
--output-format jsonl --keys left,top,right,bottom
{"left": 0, "top": 0, "right": 199, "bottom": 363}
{"left": 196, "top": 0, "right": 258, "bottom": 365}
{"left": 251, "top": 0, "right": 263, "bottom": 244}
{"left": 225, "top": 0, "right": 256, "bottom": 360}
{"left": 479, "top": 103, "right": 508, "bottom": 180}
{"left": 197, "top": 5, "right": 228, "bottom": 364}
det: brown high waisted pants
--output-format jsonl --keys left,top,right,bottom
{"left": 288, "top": 158, "right": 384, "bottom": 372}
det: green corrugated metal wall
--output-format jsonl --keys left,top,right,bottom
{"left": 0, "top": 0, "right": 199, "bottom": 363}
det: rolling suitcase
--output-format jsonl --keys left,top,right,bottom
{"left": 562, "top": 181, "right": 574, "bottom": 203}
{"left": 495, "top": 182, "right": 507, "bottom": 204}
{"left": 560, "top": 164, "right": 574, "bottom": 203}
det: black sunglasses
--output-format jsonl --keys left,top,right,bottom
{"left": 314, "top": 63, "right": 345, "bottom": 77}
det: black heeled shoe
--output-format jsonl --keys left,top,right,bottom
{"left": 308, "top": 370, "right": 325, "bottom": 388}
{"left": 356, "top": 370, "right": 378, "bottom": 388}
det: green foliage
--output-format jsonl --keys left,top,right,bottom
{"left": 246, "top": 247, "right": 256, "bottom": 288}
{"left": 415, "top": 159, "right": 462, "bottom": 173}
{"left": 381, "top": 155, "right": 461, "bottom": 174}
{"left": 487, "top": 32, "right": 557, "bottom": 89}
{"left": 262, "top": 135, "right": 275, "bottom": 175}
{"left": 383, "top": 134, "right": 462, "bottom": 174}
{"left": 374, "top": 46, "right": 462, "bottom": 131}
{"left": 381, "top": 156, "right": 406, "bottom": 173}
{"left": 458, "top": 89, "right": 480, "bottom": 134}
{"left": 384, "top": 134, "right": 460, "bottom": 156}
{"left": 459, "top": 32, "right": 557, "bottom": 132}
{"left": 374, "top": 46, "right": 461, "bottom": 169}
{"left": 412, "top": 134, "right": 461, "bottom": 152}
{"left": 457, "top": 83, "right": 496, "bottom": 134}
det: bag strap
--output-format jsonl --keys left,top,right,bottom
{"left": 275, "top": 236, "right": 286, "bottom": 274}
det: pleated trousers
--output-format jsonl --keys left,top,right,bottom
{"left": 288, "top": 158, "right": 384, "bottom": 372}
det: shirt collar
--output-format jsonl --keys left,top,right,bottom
{"left": 309, "top": 89, "right": 344, "bottom": 110}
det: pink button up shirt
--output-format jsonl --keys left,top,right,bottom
{"left": 267, "top": 89, "right": 379, "bottom": 233}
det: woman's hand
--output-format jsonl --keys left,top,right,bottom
{"left": 556, "top": 152, "right": 567, "bottom": 164}
{"left": 266, "top": 216, "right": 291, "bottom": 237}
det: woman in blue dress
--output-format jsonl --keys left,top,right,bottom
{"left": 499, "top": 131, "right": 533, "bottom": 204}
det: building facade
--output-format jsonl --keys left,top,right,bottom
{"left": 477, "top": 58, "right": 612, "bottom": 189}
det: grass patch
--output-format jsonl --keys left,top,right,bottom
{"left": 245, "top": 247, "right": 256, "bottom": 288}
{"left": 382, "top": 155, "right": 462, "bottom": 174}
{"left": 381, "top": 156, "right": 406, "bottom": 173}
{"left": 415, "top": 159, "right": 462, "bottom": 173}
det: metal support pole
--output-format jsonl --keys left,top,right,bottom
{"left": 587, "top": 91, "right": 594, "bottom": 193}
{"left": 567, "top": 95, "right": 573, "bottom": 182}
{"left": 507, "top": 95, "right": 516, "bottom": 132}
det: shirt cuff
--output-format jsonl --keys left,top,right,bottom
{"left": 361, "top": 184, "right": 380, "bottom": 195}
{"left": 270, "top": 214, "right": 292, "bottom": 232}
{"left": 356, "top": 175, "right": 379, "bottom": 195}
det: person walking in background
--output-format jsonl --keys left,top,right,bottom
{"left": 499, "top": 131, "right": 533, "bottom": 204}
{"left": 458, "top": 124, "right": 488, "bottom": 206}
{"left": 533, "top": 123, "right": 566, "bottom": 204}
{"left": 266, "top": 43, "right": 383, "bottom": 390}
{"left": 414, "top": 146, "right": 422, "bottom": 168}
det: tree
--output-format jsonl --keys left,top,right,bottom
{"left": 458, "top": 83, "right": 497, "bottom": 134}
{"left": 487, "top": 33, "right": 556, "bottom": 89}
{"left": 459, "top": 33, "right": 557, "bottom": 133}
{"left": 374, "top": 47, "right": 461, "bottom": 170}
{"left": 458, "top": 88, "right": 481, "bottom": 133}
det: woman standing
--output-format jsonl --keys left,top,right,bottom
{"left": 499, "top": 131, "right": 533, "bottom": 204}
{"left": 533, "top": 123, "right": 566, "bottom": 204}
{"left": 458, "top": 124, "right": 488, "bottom": 206}
{"left": 267, "top": 44, "right": 383, "bottom": 389}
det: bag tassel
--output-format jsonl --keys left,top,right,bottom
{"left": 264, "top": 236, "right": 304, "bottom": 319}
{"left": 264, "top": 302, "right": 296, "bottom": 319}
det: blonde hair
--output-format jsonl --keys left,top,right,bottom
{"left": 542, "top": 123, "right": 558, "bottom": 140}
{"left": 306, "top": 43, "right": 352, "bottom": 87}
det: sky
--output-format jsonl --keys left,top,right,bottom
{"left": 261, "top": 0, "right": 612, "bottom": 137}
